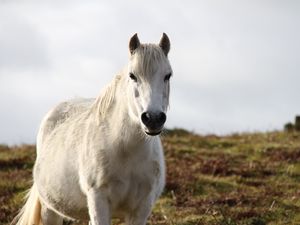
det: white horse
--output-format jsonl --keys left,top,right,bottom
{"left": 13, "top": 33, "right": 172, "bottom": 225}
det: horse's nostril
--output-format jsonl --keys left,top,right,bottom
{"left": 158, "top": 112, "right": 166, "bottom": 124}
{"left": 141, "top": 111, "right": 166, "bottom": 128}
{"left": 141, "top": 112, "right": 151, "bottom": 126}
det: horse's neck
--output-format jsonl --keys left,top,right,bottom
{"left": 96, "top": 75, "right": 144, "bottom": 146}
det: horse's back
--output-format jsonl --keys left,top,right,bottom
{"left": 37, "top": 98, "right": 95, "bottom": 150}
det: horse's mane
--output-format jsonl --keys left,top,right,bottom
{"left": 133, "top": 44, "right": 168, "bottom": 77}
{"left": 94, "top": 74, "right": 122, "bottom": 121}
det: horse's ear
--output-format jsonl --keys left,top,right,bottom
{"left": 159, "top": 33, "right": 170, "bottom": 56}
{"left": 129, "top": 33, "right": 140, "bottom": 55}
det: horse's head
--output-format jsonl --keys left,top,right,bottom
{"left": 127, "top": 33, "right": 172, "bottom": 136}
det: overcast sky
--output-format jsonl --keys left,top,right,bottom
{"left": 0, "top": 0, "right": 299, "bottom": 144}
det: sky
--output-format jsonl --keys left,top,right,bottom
{"left": 0, "top": 0, "right": 299, "bottom": 144}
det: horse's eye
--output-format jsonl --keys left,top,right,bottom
{"left": 164, "top": 73, "right": 172, "bottom": 82}
{"left": 129, "top": 73, "right": 137, "bottom": 82}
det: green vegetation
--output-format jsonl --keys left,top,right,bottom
{"left": 1, "top": 130, "right": 300, "bottom": 224}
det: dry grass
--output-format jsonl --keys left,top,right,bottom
{"left": 1, "top": 129, "right": 300, "bottom": 224}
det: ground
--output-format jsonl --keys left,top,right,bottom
{"left": 0, "top": 129, "right": 300, "bottom": 224}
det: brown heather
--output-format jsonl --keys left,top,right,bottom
{"left": 1, "top": 129, "right": 300, "bottom": 224}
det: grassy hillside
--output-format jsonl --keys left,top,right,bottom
{"left": 0, "top": 129, "right": 300, "bottom": 224}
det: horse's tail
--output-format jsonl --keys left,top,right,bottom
{"left": 11, "top": 183, "right": 43, "bottom": 225}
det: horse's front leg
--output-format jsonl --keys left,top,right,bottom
{"left": 87, "top": 188, "right": 110, "bottom": 225}
{"left": 125, "top": 197, "right": 153, "bottom": 225}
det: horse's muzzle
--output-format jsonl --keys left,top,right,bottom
{"left": 141, "top": 111, "right": 166, "bottom": 136}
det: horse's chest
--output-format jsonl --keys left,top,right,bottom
{"left": 106, "top": 158, "right": 158, "bottom": 212}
